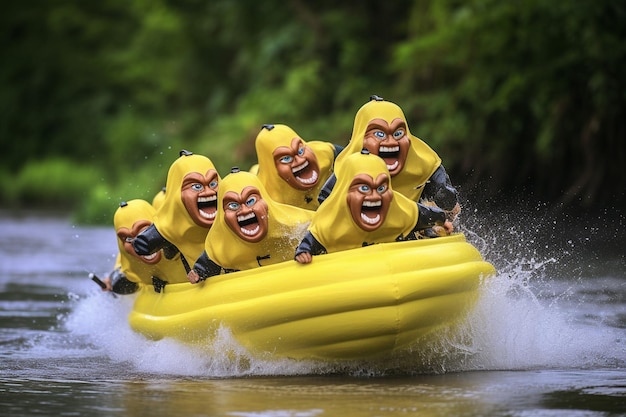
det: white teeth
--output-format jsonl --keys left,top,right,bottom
{"left": 237, "top": 212, "right": 255, "bottom": 222}
{"left": 198, "top": 195, "right": 216, "bottom": 203}
{"left": 199, "top": 210, "right": 216, "bottom": 219}
{"left": 241, "top": 225, "right": 260, "bottom": 236}
{"left": 296, "top": 170, "right": 318, "bottom": 185}
{"left": 142, "top": 252, "right": 158, "bottom": 260}
{"left": 198, "top": 195, "right": 217, "bottom": 219}
{"left": 380, "top": 145, "right": 399, "bottom": 152}
{"left": 362, "top": 200, "right": 381, "bottom": 208}
{"left": 387, "top": 161, "right": 399, "bottom": 171}
{"left": 238, "top": 212, "right": 259, "bottom": 236}
{"left": 292, "top": 160, "right": 309, "bottom": 173}
{"left": 361, "top": 213, "right": 380, "bottom": 224}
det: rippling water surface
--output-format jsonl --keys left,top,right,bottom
{"left": 0, "top": 210, "right": 624, "bottom": 416}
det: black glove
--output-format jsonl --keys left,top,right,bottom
{"left": 109, "top": 268, "right": 139, "bottom": 295}
{"left": 133, "top": 224, "right": 166, "bottom": 256}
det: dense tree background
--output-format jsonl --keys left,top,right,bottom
{"left": 1, "top": 0, "right": 625, "bottom": 223}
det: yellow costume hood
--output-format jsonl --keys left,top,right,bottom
{"left": 205, "top": 170, "right": 313, "bottom": 270}
{"left": 151, "top": 187, "right": 166, "bottom": 211}
{"left": 113, "top": 199, "right": 159, "bottom": 285}
{"left": 154, "top": 152, "right": 219, "bottom": 264}
{"left": 114, "top": 199, "right": 188, "bottom": 285}
{"left": 255, "top": 124, "right": 336, "bottom": 210}
{"left": 335, "top": 98, "right": 441, "bottom": 201}
{"left": 310, "top": 151, "right": 419, "bottom": 253}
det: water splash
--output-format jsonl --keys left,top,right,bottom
{"left": 450, "top": 202, "right": 625, "bottom": 372}
{"left": 64, "top": 291, "right": 328, "bottom": 377}
{"left": 62, "top": 263, "right": 623, "bottom": 379}
{"left": 61, "top": 203, "right": 625, "bottom": 377}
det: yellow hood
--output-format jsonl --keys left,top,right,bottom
{"left": 113, "top": 199, "right": 158, "bottom": 285}
{"left": 114, "top": 199, "right": 188, "bottom": 285}
{"left": 154, "top": 152, "right": 219, "bottom": 263}
{"left": 310, "top": 151, "right": 419, "bottom": 253}
{"left": 335, "top": 99, "right": 441, "bottom": 200}
{"left": 255, "top": 124, "right": 336, "bottom": 210}
{"left": 205, "top": 170, "right": 313, "bottom": 270}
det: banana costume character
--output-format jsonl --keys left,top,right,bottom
{"left": 133, "top": 150, "right": 220, "bottom": 276}
{"left": 151, "top": 186, "right": 166, "bottom": 211}
{"left": 295, "top": 150, "right": 450, "bottom": 263}
{"left": 255, "top": 124, "right": 342, "bottom": 210}
{"left": 188, "top": 168, "right": 314, "bottom": 281}
{"left": 318, "top": 96, "right": 459, "bottom": 216}
{"left": 112, "top": 199, "right": 187, "bottom": 293}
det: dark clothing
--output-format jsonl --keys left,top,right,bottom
{"left": 317, "top": 173, "right": 336, "bottom": 205}
{"left": 294, "top": 232, "right": 327, "bottom": 258}
{"left": 132, "top": 224, "right": 193, "bottom": 275}
{"left": 420, "top": 165, "right": 458, "bottom": 211}
{"left": 133, "top": 224, "right": 180, "bottom": 259}
{"left": 108, "top": 266, "right": 168, "bottom": 294}
{"left": 192, "top": 251, "right": 225, "bottom": 280}
{"left": 414, "top": 202, "right": 448, "bottom": 229}
{"left": 294, "top": 203, "right": 448, "bottom": 258}
{"left": 332, "top": 144, "right": 344, "bottom": 158}
{"left": 318, "top": 164, "right": 458, "bottom": 211}
{"left": 108, "top": 267, "right": 139, "bottom": 295}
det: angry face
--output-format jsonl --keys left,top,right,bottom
{"left": 362, "top": 118, "right": 410, "bottom": 177}
{"left": 117, "top": 219, "right": 162, "bottom": 264}
{"left": 222, "top": 186, "right": 269, "bottom": 243}
{"left": 346, "top": 172, "right": 393, "bottom": 232}
{"left": 272, "top": 137, "right": 321, "bottom": 191}
{"left": 181, "top": 169, "right": 219, "bottom": 228}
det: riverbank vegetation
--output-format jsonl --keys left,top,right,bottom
{"left": 2, "top": 0, "right": 624, "bottom": 223}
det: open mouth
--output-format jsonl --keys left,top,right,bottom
{"left": 198, "top": 195, "right": 217, "bottom": 219}
{"left": 141, "top": 252, "right": 159, "bottom": 261}
{"left": 292, "top": 161, "right": 318, "bottom": 185}
{"left": 237, "top": 212, "right": 260, "bottom": 236}
{"left": 378, "top": 145, "right": 400, "bottom": 171}
{"left": 360, "top": 200, "right": 382, "bottom": 225}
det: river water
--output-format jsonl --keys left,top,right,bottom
{"left": 0, "top": 208, "right": 624, "bottom": 416}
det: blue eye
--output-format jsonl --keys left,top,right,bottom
{"left": 246, "top": 196, "right": 257, "bottom": 207}
{"left": 358, "top": 185, "right": 370, "bottom": 193}
{"left": 374, "top": 131, "right": 385, "bottom": 139}
{"left": 297, "top": 146, "right": 305, "bottom": 156}
{"left": 377, "top": 184, "right": 387, "bottom": 193}
{"left": 191, "top": 183, "right": 204, "bottom": 192}
{"left": 280, "top": 156, "right": 293, "bottom": 164}
{"left": 227, "top": 202, "right": 240, "bottom": 211}
{"left": 209, "top": 180, "right": 218, "bottom": 189}
{"left": 393, "top": 129, "right": 404, "bottom": 139}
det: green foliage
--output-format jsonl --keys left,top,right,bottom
{"left": 392, "top": 0, "right": 626, "bottom": 203}
{"left": 71, "top": 183, "right": 118, "bottom": 225}
{"left": 0, "top": 168, "right": 17, "bottom": 205}
{"left": 6, "top": 158, "right": 101, "bottom": 207}
{"left": 72, "top": 166, "right": 168, "bottom": 225}
{"left": 2, "top": 0, "right": 624, "bottom": 222}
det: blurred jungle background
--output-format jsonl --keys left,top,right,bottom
{"left": 1, "top": 0, "right": 625, "bottom": 224}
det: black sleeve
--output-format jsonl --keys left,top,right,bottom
{"left": 413, "top": 203, "right": 447, "bottom": 231}
{"left": 295, "top": 231, "right": 327, "bottom": 258}
{"left": 132, "top": 224, "right": 179, "bottom": 259}
{"left": 109, "top": 267, "right": 139, "bottom": 295}
{"left": 332, "top": 144, "right": 345, "bottom": 158}
{"left": 421, "top": 165, "right": 459, "bottom": 211}
{"left": 192, "top": 250, "right": 223, "bottom": 280}
{"left": 317, "top": 173, "right": 337, "bottom": 205}
{"left": 133, "top": 224, "right": 166, "bottom": 255}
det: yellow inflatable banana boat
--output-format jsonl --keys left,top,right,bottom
{"left": 128, "top": 233, "right": 495, "bottom": 361}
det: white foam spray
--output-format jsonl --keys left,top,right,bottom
{"left": 63, "top": 204, "right": 625, "bottom": 377}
